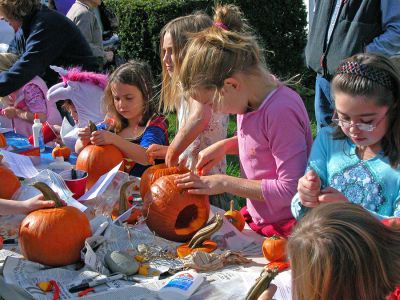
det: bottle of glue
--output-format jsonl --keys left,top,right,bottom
{"left": 158, "top": 270, "right": 205, "bottom": 300}
{"left": 32, "top": 113, "right": 45, "bottom": 152}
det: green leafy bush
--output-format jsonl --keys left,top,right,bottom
{"left": 105, "top": 0, "right": 307, "bottom": 78}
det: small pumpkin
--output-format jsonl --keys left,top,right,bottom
{"left": 19, "top": 182, "right": 92, "bottom": 267}
{"left": 143, "top": 174, "right": 210, "bottom": 242}
{"left": 224, "top": 200, "right": 246, "bottom": 231}
{"left": 52, "top": 144, "right": 71, "bottom": 160}
{"left": 111, "top": 180, "right": 142, "bottom": 224}
{"left": 176, "top": 240, "right": 217, "bottom": 258}
{"left": 139, "top": 164, "right": 189, "bottom": 199}
{"left": 0, "top": 133, "right": 6, "bottom": 147}
{"left": 0, "top": 164, "right": 20, "bottom": 199}
{"left": 262, "top": 235, "right": 287, "bottom": 262}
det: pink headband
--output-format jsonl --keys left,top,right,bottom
{"left": 214, "top": 22, "right": 228, "bottom": 30}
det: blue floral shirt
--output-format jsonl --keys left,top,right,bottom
{"left": 292, "top": 127, "right": 400, "bottom": 219}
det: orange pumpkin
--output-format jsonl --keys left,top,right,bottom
{"left": 262, "top": 235, "right": 287, "bottom": 262}
{"left": 143, "top": 175, "right": 210, "bottom": 242}
{"left": 0, "top": 133, "right": 6, "bottom": 147}
{"left": 176, "top": 240, "right": 217, "bottom": 258}
{"left": 111, "top": 181, "right": 142, "bottom": 224}
{"left": 224, "top": 200, "right": 246, "bottom": 231}
{"left": 52, "top": 145, "right": 71, "bottom": 160}
{"left": 0, "top": 165, "right": 20, "bottom": 199}
{"left": 19, "top": 183, "right": 92, "bottom": 267}
{"left": 140, "top": 164, "right": 189, "bottom": 199}
{"left": 76, "top": 144, "right": 124, "bottom": 189}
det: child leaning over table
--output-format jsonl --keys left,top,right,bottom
{"left": 0, "top": 75, "right": 62, "bottom": 137}
{"left": 292, "top": 53, "right": 400, "bottom": 220}
{"left": 174, "top": 5, "right": 313, "bottom": 238}
{"left": 75, "top": 60, "right": 169, "bottom": 177}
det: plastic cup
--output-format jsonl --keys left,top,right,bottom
{"left": 28, "top": 121, "right": 57, "bottom": 144}
{"left": 59, "top": 169, "right": 88, "bottom": 199}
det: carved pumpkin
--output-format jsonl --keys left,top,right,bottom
{"left": 224, "top": 200, "right": 246, "bottom": 231}
{"left": 111, "top": 181, "right": 142, "bottom": 224}
{"left": 143, "top": 175, "right": 210, "bottom": 242}
{"left": 19, "top": 182, "right": 92, "bottom": 267}
{"left": 0, "top": 165, "right": 20, "bottom": 199}
{"left": 0, "top": 133, "right": 6, "bottom": 147}
{"left": 52, "top": 145, "right": 71, "bottom": 160}
{"left": 140, "top": 164, "right": 189, "bottom": 199}
{"left": 76, "top": 144, "right": 124, "bottom": 189}
{"left": 262, "top": 235, "right": 287, "bottom": 262}
{"left": 176, "top": 240, "right": 217, "bottom": 258}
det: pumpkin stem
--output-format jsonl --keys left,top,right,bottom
{"left": 31, "top": 182, "right": 64, "bottom": 208}
{"left": 229, "top": 200, "right": 234, "bottom": 212}
{"left": 88, "top": 120, "right": 97, "bottom": 134}
{"left": 118, "top": 180, "right": 135, "bottom": 216}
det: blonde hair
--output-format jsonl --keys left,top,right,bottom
{"left": 0, "top": 0, "right": 40, "bottom": 21}
{"left": 332, "top": 53, "right": 400, "bottom": 168}
{"left": 159, "top": 12, "right": 212, "bottom": 112}
{"left": 103, "top": 60, "right": 157, "bottom": 133}
{"left": 176, "top": 5, "right": 269, "bottom": 108}
{"left": 288, "top": 202, "right": 400, "bottom": 300}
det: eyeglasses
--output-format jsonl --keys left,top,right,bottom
{"left": 331, "top": 111, "right": 387, "bottom": 132}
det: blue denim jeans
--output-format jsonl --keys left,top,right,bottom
{"left": 315, "top": 73, "right": 334, "bottom": 131}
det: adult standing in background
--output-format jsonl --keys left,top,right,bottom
{"left": 0, "top": 0, "right": 99, "bottom": 97}
{"left": 305, "top": 0, "right": 400, "bottom": 130}
{"left": 67, "top": 0, "right": 113, "bottom": 69}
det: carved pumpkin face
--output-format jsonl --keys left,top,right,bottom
{"left": 76, "top": 144, "right": 124, "bottom": 189}
{"left": 140, "top": 164, "right": 189, "bottom": 199}
{"left": 0, "top": 165, "right": 20, "bottom": 199}
{"left": 143, "top": 175, "right": 210, "bottom": 242}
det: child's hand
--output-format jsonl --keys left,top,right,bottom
{"left": 165, "top": 147, "right": 180, "bottom": 167}
{"left": 2, "top": 107, "right": 17, "bottom": 119}
{"left": 22, "top": 194, "right": 55, "bottom": 214}
{"left": 90, "top": 130, "right": 116, "bottom": 145}
{"left": 195, "top": 143, "right": 226, "bottom": 175}
{"left": 318, "top": 187, "right": 349, "bottom": 203}
{"left": 146, "top": 144, "right": 169, "bottom": 163}
{"left": 175, "top": 172, "right": 225, "bottom": 195}
{"left": 257, "top": 284, "right": 277, "bottom": 300}
{"left": 298, "top": 169, "right": 321, "bottom": 208}
{"left": 77, "top": 127, "right": 91, "bottom": 146}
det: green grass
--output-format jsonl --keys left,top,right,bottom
{"left": 166, "top": 84, "right": 316, "bottom": 207}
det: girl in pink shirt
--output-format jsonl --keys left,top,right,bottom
{"left": 175, "top": 4, "right": 312, "bottom": 237}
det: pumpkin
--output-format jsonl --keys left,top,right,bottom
{"left": 76, "top": 144, "right": 124, "bottom": 189}
{"left": 140, "top": 164, "right": 189, "bottom": 199}
{"left": 0, "top": 133, "right": 6, "bottom": 147}
{"left": 262, "top": 235, "right": 287, "bottom": 262}
{"left": 143, "top": 175, "right": 210, "bottom": 242}
{"left": 52, "top": 145, "right": 71, "bottom": 160}
{"left": 111, "top": 180, "right": 142, "bottom": 224}
{"left": 0, "top": 165, "right": 20, "bottom": 199}
{"left": 176, "top": 240, "right": 217, "bottom": 258}
{"left": 224, "top": 200, "right": 246, "bottom": 231}
{"left": 19, "top": 182, "right": 92, "bottom": 267}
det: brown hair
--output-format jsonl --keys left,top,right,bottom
{"left": 0, "top": 0, "right": 40, "bottom": 22}
{"left": 61, "top": 99, "right": 74, "bottom": 113}
{"left": 331, "top": 53, "right": 400, "bottom": 168}
{"left": 159, "top": 12, "right": 212, "bottom": 112}
{"left": 176, "top": 5, "right": 272, "bottom": 109}
{"left": 288, "top": 202, "right": 400, "bottom": 300}
{"left": 103, "top": 60, "right": 157, "bottom": 133}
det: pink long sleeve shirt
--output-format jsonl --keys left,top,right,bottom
{"left": 237, "top": 84, "right": 312, "bottom": 225}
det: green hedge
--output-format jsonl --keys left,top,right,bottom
{"left": 105, "top": 0, "right": 307, "bottom": 79}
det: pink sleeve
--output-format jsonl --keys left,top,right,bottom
{"left": 22, "top": 83, "right": 47, "bottom": 113}
{"left": 260, "top": 104, "right": 310, "bottom": 213}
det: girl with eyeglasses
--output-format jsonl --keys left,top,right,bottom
{"left": 292, "top": 53, "right": 400, "bottom": 220}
